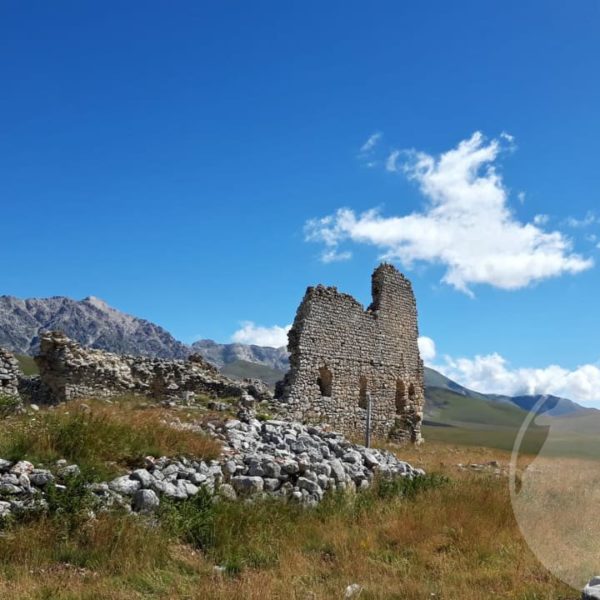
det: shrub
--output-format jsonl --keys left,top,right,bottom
{"left": 43, "top": 474, "right": 97, "bottom": 532}
{"left": 0, "top": 394, "right": 21, "bottom": 418}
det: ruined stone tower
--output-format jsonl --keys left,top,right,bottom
{"left": 278, "top": 264, "right": 424, "bottom": 443}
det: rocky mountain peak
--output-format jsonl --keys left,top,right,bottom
{"left": 0, "top": 295, "right": 189, "bottom": 359}
{"left": 82, "top": 296, "right": 110, "bottom": 311}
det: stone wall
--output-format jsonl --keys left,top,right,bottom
{"left": 34, "top": 331, "right": 269, "bottom": 405}
{"left": 277, "top": 264, "right": 424, "bottom": 443}
{"left": 0, "top": 348, "right": 21, "bottom": 398}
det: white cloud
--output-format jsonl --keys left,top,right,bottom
{"left": 533, "top": 214, "right": 549, "bottom": 226}
{"left": 418, "top": 336, "right": 436, "bottom": 362}
{"left": 321, "top": 248, "right": 352, "bottom": 263}
{"left": 231, "top": 321, "right": 291, "bottom": 348}
{"left": 359, "top": 132, "right": 382, "bottom": 155}
{"left": 306, "top": 132, "right": 593, "bottom": 294}
{"left": 385, "top": 149, "right": 401, "bottom": 172}
{"left": 566, "top": 211, "right": 599, "bottom": 228}
{"left": 436, "top": 351, "right": 600, "bottom": 406}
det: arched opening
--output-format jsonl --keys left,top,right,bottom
{"left": 317, "top": 367, "right": 332, "bottom": 397}
{"left": 358, "top": 375, "right": 368, "bottom": 409}
{"left": 395, "top": 379, "right": 406, "bottom": 414}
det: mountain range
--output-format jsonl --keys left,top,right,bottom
{"left": 0, "top": 295, "right": 589, "bottom": 422}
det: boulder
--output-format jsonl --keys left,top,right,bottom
{"left": 231, "top": 476, "right": 264, "bottom": 496}
{"left": 131, "top": 469, "right": 154, "bottom": 489}
{"left": 29, "top": 469, "right": 54, "bottom": 487}
{"left": 132, "top": 489, "right": 160, "bottom": 513}
{"left": 10, "top": 461, "right": 34, "bottom": 475}
{"left": 109, "top": 476, "right": 141, "bottom": 495}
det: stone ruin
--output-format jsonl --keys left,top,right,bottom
{"left": 2, "top": 331, "right": 271, "bottom": 407}
{"left": 1, "top": 265, "right": 425, "bottom": 445}
{"left": 0, "top": 348, "right": 20, "bottom": 398}
{"left": 277, "top": 264, "right": 425, "bottom": 443}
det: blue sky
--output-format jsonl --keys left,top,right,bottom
{"left": 2, "top": 2, "right": 600, "bottom": 403}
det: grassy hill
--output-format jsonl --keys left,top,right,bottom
{"left": 220, "top": 359, "right": 286, "bottom": 388}
{"left": 423, "top": 385, "right": 549, "bottom": 454}
{"left": 424, "top": 366, "right": 489, "bottom": 401}
{"left": 422, "top": 363, "right": 597, "bottom": 454}
{"left": 425, "top": 387, "right": 531, "bottom": 428}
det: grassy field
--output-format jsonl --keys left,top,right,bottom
{"left": 15, "top": 354, "right": 38, "bottom": 376}
{"left": 424, "top": 385, "right": 600, "bottom": 461}
{"left": 0, "top": 397, "right": 583, "bottom": 599}
{"left": 423, "top": 385, "right": 551, "bottom": 455}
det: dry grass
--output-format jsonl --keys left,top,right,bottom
{"left": 0, "top": 432, "right": 580, "bottom": 599}
{"left": 0, "top": 398, "right": 222, "bottom": 479}
{"left": 511, "top": 454, "right": 600, "bottom": 591}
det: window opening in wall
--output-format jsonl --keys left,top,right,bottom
{"left": 395, "top": 380, "right": 406, "bottom": 414}
{"left": 408, "top": 383, "right": 416, "bottom": 404}
{"left": 317, "top": 367, "right": 332, "bottom": 397}
{"left": 359, "top": 375, "right": 368, "bottom": 409}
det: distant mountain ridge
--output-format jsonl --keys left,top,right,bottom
{"left": 191, "top": 339, "right": 289, "bottom": 371}
{"left": 423, "top": 366, "right": 590, "bottom": 418}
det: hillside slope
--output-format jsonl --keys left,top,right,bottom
{"left": 220, "top": 359, "right": 286, "bottom": 387}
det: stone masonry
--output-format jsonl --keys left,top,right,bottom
{"left": 277, "top": 264, "right": 424, "bottom": 443}
{"left": 0, "top": 348, "right": 21, "bottom": 398}
{"left": 33, "top": 331, "right": 270, "bottom": 405}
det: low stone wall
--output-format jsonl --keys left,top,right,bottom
{"left": 33, "top": 331, "right": 271, "bottom": 405}
{"left": 0, "top": 414, "right": 424, "bottom": 520}
{"left": 0, "top": 348, "right": 21, "bottom": 398}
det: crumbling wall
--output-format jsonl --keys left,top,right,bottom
{"left": 278, "top": 264, "right": 424, "bottom": 443}
{"left": 0, "top": 348, "right": 21, "bottom": 398}
{"left": 34, "top": 331, "right": 269, "bottom": 404}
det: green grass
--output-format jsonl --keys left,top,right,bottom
{"left": 425, "top": 387, "right": 531, "bottom": 428}
{"left": 423, "top": 422, "right": 549, "bottom": 454}
{"left": 424, "top": 386, "right": 600, "bottom": 460}
{"left": 0, "top": 392, "right": 576, "bottom": 599}
{"left": 14, "top": 354, "right": 38, "bottom": 376}
{"left": 0, "top": 398, "right": 221, "bottom": 480}
{"left": 151, "top": 473, "right": 452, "bottom": 580}
{"left": 0, "top": 457, "right": 573, "bottom": 599}
{"left": 423, "top": 386, "right": 551, "bottom": 454}
{"left": 220, "top": 359, "right": 286, "bottom": 388}
{"left": 0, "top": 394, "right": 21, "bottom": 418}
